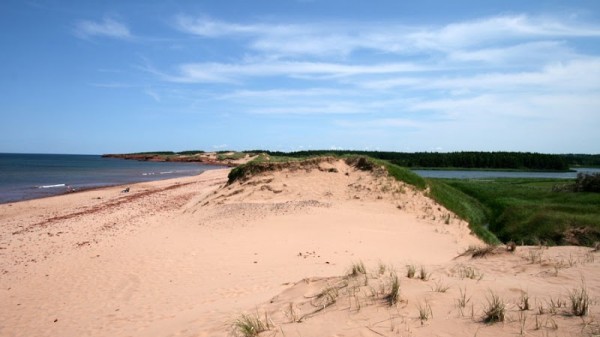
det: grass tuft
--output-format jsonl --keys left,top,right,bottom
{"left": 483, "top": 291, "right": 505, "bottom": 324}
{"left": 406, "top": 264, "right": 416, "bottom": 278}
{"left": 232, "top": 313, "right": 269, "bottom": 337}
{"left": 349, "top": 261, "right": 367, "bottom": 277}
{"left": 385, "top": 273, "right": 401, "bottom": 306}
{"left": 418, "top": 266, "right": 431, "bottom": 281}
{"left": 456, "top": 287, "right": 471, "bottom": 316}
{"left": 569, "top": 281, "right": 590, "bottom": 316}
{"left": 517, "top": 290, "right": 530, "bottom": 311}
{"left": 456, "top": 265, "right": 484, "bottom": 280}
{"left": 417, "top": 300, "right": 433, "bottom": 323}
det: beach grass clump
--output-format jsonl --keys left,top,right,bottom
{"left": 569, "top": 282, "right": 590, "bottom": 316}
{"left": 418, "top": 266, "right": 430, "bottom": 281}
{"left": 527, "top": 249, "right": 544, "bottom": 264}
{"left": 232, "top": 313, "right": 269, "bottom": 337}
{"left": 517, "top": 291, "right": 530, "bottom": 311}
{"left": 385, "top": 273, "right": 401, "bottom": 306}
{"left": 417, "top": 300, "right": 433, "bottom": 322}
{"left": 406, "top": 264, "right": 416, "bottom": 278}
{"left": 483, "top": 291, "right": 505, "bottom": 324}
{"left": 349, "top": 261, "right": 367, "bottom": 277}
{"left": 457, "top": 265, "right": 484, "bottom": 280}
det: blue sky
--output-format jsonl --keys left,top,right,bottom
{"left": 1, "top": 0, "right": 599, "bottom": 154}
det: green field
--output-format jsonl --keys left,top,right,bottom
{"left": 433, "top": 178, "right": 600, "bottom": 246}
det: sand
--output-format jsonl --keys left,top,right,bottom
{"left": 1, "top": 159, "right": 598, "bottom": 337}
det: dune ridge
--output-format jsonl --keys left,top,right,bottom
{"left": 1, "top": 159, "right": 598, "bottom": 337}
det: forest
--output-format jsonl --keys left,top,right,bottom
{"left": 245, "top": 150, "right": 571, "bottom": 171}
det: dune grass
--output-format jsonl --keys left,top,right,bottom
{"left": 426, "top": 180, "right": 500, "bottom": 245}
{"left": 232, "top": 313, "right": 269, "bottom": 337}
{"left": 483, "top": 291, "right": 505, "bottom": 324}
{"left": 569, "top": 281, "right": 590, "bottom": 316}
{"left": 439, "top": 178, "right": 600, "bottom": 246}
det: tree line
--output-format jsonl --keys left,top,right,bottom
{"left": 245, "top": 150, "right": 570, "bottom": 171}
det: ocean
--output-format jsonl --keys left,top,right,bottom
{"left": 0, "top": 153, "right": 224, "bottom": 204}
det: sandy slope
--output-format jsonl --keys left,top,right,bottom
{"left": 1, "top": 159, "right": 598, "bottom": 337}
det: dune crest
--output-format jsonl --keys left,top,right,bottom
{"left": 1, "top": 159, "right": 598, "bottom": 336}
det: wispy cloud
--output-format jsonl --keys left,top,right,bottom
{"left": 158, "top": 61, "right": 431, "bottom": 83}
{"left": 151, "top": 11, "right": 600, "bottom": 152}
{"left": 174, "top": 14, "right": 600, "bottom": 57}
{"left": 74, "top": 18, "right": 132, "bottom": 40}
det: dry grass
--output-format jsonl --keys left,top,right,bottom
{"left": 417, "top": 300, "right": 433, "bottom": 323}
{"left": 406, "top": 264, "right": 416, "bottom": 278}
{"left": 418, "top": 266, "right": 431, "bottom": 281}
{"left": 461, "top": 245, "right": 497, "bottom": 258}
{"left": 569, "top": 281, "right": 590, "bottom": 316}
{"left": 349, "top": 261, "right": 367, "bottom": 277}
{"left": 385, "top": 273, "right": 401, "bottom": 306}
{"left": 483, "top": 291, "right": 505, "bottom": 324}
{"left": 430, "top": 279, "right": 450, "bottom": 293}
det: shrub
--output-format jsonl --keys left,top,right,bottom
{"left": 575, "top": 173, "right": 600, "bottom": 193}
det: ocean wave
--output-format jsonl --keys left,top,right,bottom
{"left": 38, "top": 184, "right": 66, "bottom": 189}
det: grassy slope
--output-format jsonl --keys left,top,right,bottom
{"left": 440, "top": 178, "right": 600, "bottom": 246}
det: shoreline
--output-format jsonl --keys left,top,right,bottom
{"left": 0, "top": 167, "right": 226, "bottom": 206}
{"left": 1, "top": 158, "right": 598, "bottom": 337}
{"left": 0, "top": 153, "right": 231, "bottom": 205}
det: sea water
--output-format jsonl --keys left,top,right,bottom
{"left": 0, "top": 153, "right": 224, "bottom": 204}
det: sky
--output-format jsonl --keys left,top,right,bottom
{"left": 1, "top": 0, "right": 599, "bottom": 154}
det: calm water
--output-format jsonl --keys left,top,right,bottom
{"left": 0, "top": 153, "right": 224, "bottom": 204}
{"left": 412, "top": 168, "right": 600, "bottom": 179}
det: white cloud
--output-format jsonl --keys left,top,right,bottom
{"left": 174, "top": 14, "right": 600, "bottom": 57}
{"left": 161, "top": 61, "right": 429, "bottom": 83}
{"left": 74, "top": 18, "right": 131, "bottom": 40}
{"left": 360, "top": 59, "right": 600, "bottom": 93}
{"left": 175, "top": 15, "right": 269, "bottom": 37}
{"left": 335, "top": 118, "right": 422, "bottom": 128}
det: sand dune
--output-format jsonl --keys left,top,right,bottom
{"left": 1, "top": 159, "right": 598, "bottom": 336}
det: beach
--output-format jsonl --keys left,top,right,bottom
{"left": 1, "top": 159, "right": 598, "bottom": 337}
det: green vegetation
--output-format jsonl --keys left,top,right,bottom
{"left": 439, "top": 178, "right": 600, "bottom": 245}
{"left": 177, "top": 150, "right": 205, "bottom": 155}
{"left": 231, "top": 313, "right": 269, "bottom": 337}
{"left": 246, "top": 150, "right": 570, "bottom": 171}
{"left": 426, "top": 180, "right": 500, "bottom": 244}
{"left": 216, "top": 152, "right": 247, "bottom": 161}
{"left": 562, "top": 154, "right": 600, "bottom": 168}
